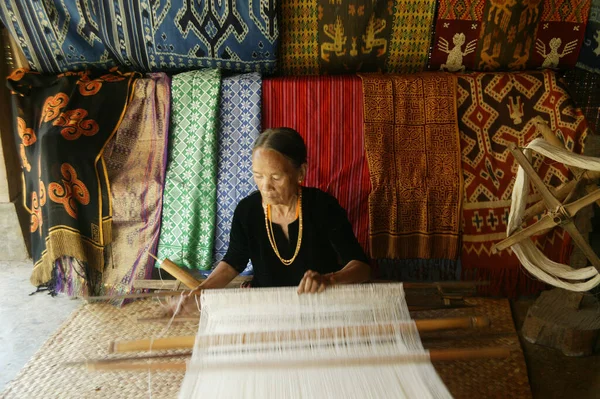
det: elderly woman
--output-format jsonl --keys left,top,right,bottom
{"left": 198, "top": 127, "right": 371, "bottom": 294}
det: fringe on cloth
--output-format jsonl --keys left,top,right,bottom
{"left": 359, "top": 72, "right": 463, "bottom": 260}
{"left": 100, "top": 73, "right": 171, "bottom": 305}
{"left": 375, "top": 259, "right": 460, "bottom": 282}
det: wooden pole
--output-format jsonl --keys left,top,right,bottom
{"left": 75, "top": 346, "right": 514, "bottom": 372}
{"left": 110, "top": 316, "right": 491, "bottom": 353}
{"left": 87, "top": 280, "right": 489, "bottom": 302}
{"left": 149, "top": 255, "right": 202, "bottom": 290}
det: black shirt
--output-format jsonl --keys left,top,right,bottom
{"left": 223, "top": 187, "right": 369, "bottom": 287}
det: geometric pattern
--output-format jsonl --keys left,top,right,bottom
{"left": 0, "top": 1, "right": 278, "bottom": 74}
{"left": 262, "top": 75, "right": 372, "bottom": 255}
{"left": 278, "top": 0, "right": 320, "bottom": 75}
{"left": 212, "top": 73, "right": 261, "bottom": 273}
{"left": 156, "top": 69, "right": 221, "bottom": 270}
{"left": 561, "top": 68, "right": 600, "bottom": 134}
{"left": 101, "top": 73, "right": 171, "bottom": 304}
{"left": 386, "top": 0, "right": 437, "bottom": 73}
{"left": 458, "top": 70, "right": 589, "bottom": 297}
{"left": 577, "top": 0, "right": 600, "bottom": 73}
{"left": 360, "top": 73, "right": 462, "bottom": 260}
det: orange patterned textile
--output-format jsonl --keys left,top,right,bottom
{"left": 359, "top": 73, "right": 463, "bottom": 260}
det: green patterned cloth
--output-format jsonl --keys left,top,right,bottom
{"left": 157, "top": 69, "right": 221, "bottom": 270}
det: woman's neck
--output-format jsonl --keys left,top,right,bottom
{"left": 270, "top": 194, "right": 298, "bottom": 220}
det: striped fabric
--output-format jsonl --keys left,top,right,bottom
{"left": 262, "top": 76, "right": 371, "bottom": 255}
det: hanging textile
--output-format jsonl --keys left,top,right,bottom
{"left": 213, "top": 73, "right": 261, "bottom": 271}
{"left": 262, "top": 76, "right": 371, "bottom": 255}
{"left": 100, "top": 73, "right": 170, "bottom": 303}
{"left": 157, "top": 69, "right": 221, "bottom": 271}
{"left": 359, "top": 73, "right": 462, "bottom": 260}
{"left": 7, "top": 68, "right": 138, "bottom": 288}
{"left": 562, "top": 68, "right": 600, "bottom": 134}
{"left": 279, "top": 0, "right": 436, "bottom": 75}
{"left": 577, "top": 0, "right": 600, "bottom": 73}
{"left": 430, "top": 0, "right": 591, "bottom": 72}
{"left": 0, "top": 1, "right": 278, "bottom": 74}
{"left": 458, "top": 70, "right": 589, "bottom": 297}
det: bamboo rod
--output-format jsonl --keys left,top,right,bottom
{"left": 111, "top": 316, "right": 490, "bottom": 353}
{"left": 150, "top": 255, "right": 202, "bottom": 290}
{"left": 76, "top": 346, "right": 514, "bottom": 372}
{"left": 87, "top": 280, "right": 489, "bottom": 302}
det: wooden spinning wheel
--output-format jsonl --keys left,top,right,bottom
{"left": 492, "top": 118, "right": 600, "bottom": 270}
{"left": 492, "top": 117, "right": 600, "bottom": 356}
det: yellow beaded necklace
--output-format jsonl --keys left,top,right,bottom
{"left": 264, "top": 190, "right": 303, "bottom": 266}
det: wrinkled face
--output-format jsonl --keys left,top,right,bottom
{"left": 252, "top": 148, "right": 305, "bottom": 206}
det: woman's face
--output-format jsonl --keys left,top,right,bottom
{"left": 252, "top": 148, "right": 305, "bottom": 206}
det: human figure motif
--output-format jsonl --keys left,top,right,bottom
{"left": 438, "top": 33, "right": 477, "bottom": 72}
{"left": 361, "top": 14, "right": 387, "bottom": 56}
{"left": 535, "top": 37, "right": 578, "bottom": 69}
{"left": 321, "top": 16, "right": 347, "bottom": 62}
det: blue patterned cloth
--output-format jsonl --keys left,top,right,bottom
{"left": 0, "top": 1, "right": 278, "bottom": 73}
{"left": 213, "top": 73, "right": 261, "bottom": 274}
{"left": 577, "top": 0, "right": 600, "bottom": 73}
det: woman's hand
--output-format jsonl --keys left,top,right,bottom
{"left": 297, "top": 270, "right": 335, "bottom": 294}
{"left": 161, "top": 289, "right": 202, "bottom": 318}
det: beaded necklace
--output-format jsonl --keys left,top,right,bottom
{"left": 264, "top": 190, "right": 302, "bottom": 265}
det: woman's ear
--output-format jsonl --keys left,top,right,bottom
{"left": 298, "top": 163, "right": 307, "bottom": 184}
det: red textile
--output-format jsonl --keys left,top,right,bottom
{"left": 262, "top": 76, "right": 371, "bottom": 255}
{"left": 458, "top": 70, "right": 588, "bottom": 297}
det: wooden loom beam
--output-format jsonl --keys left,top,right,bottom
{"left": 109, "top": 316, "right": 491, "bottom": 353}
{"left": 72, "top": 346, "right": 515, "bottom": 372}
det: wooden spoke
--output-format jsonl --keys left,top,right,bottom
{"left": 493, "top": 214, "right": 557, "bottom": 253}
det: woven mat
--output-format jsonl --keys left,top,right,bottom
{"left": 1, "top": 298, "right": 531, "bottom": 399}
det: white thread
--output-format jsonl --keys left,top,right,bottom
{"left": 179, "top": 284, "right": 451, "bottom": 398}
{"left": 508, "top": 139, "right": 600, "bottom": 291}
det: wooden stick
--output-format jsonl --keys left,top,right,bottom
{"left": 135, "top": 303, "right": 478, "bottom": 324}
{"left": 76, "top": 346, "right": 514, "bottom": 372}
{"left": 87, "top": 280, "right": 489, "bottom": 302}
{"left": 151, "top": 256, "right": 201, "bottom": 290}
{"left": 493, "top": 214, "right": 557, "bottom": 253}
{"left": 64, "top": 352, "right": 192, "bottom": 367}
{"left": 509, "top": 144, "right": 563, "bottom": 211}
{"left": 562, "top": 222, "right": 600, "bottom": 270}
{"left": 111, "top": 317, "right": 491, "bottom": 353}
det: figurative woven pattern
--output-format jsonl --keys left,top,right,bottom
{"left": 458, "top": 70, "right": 589, "bottom": 297}
{"left": 213, "top": 73, "right": 261, "bottom": 271}
{"left": 101, "top": 73, "right": 170, "bottom": 304}
{"left": 278, "top": 0, "right": 436, "bottom": 75}
{"left": 360, "top": 73, "right": 463, "bottom": 260}
{"left": 157, "top": 69, "right": 221, "bottom": 270}
{"left": 577, "top": 0, "right": 600, "bottom": 73}
{"left": 7, "top": 68, "right": 137, "bottom": 288}
{"left": 262, "top": 76, "right": 371, "bottom": 255}
{"left": 430, "top": 0, "right": 591, "bottom": 72}
{"left": 0, "top": 0, "right": 278, "bottom": 73}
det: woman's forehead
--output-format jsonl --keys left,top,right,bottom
{"left": 252, "top": 148, "right": 294, "bottom": 172}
